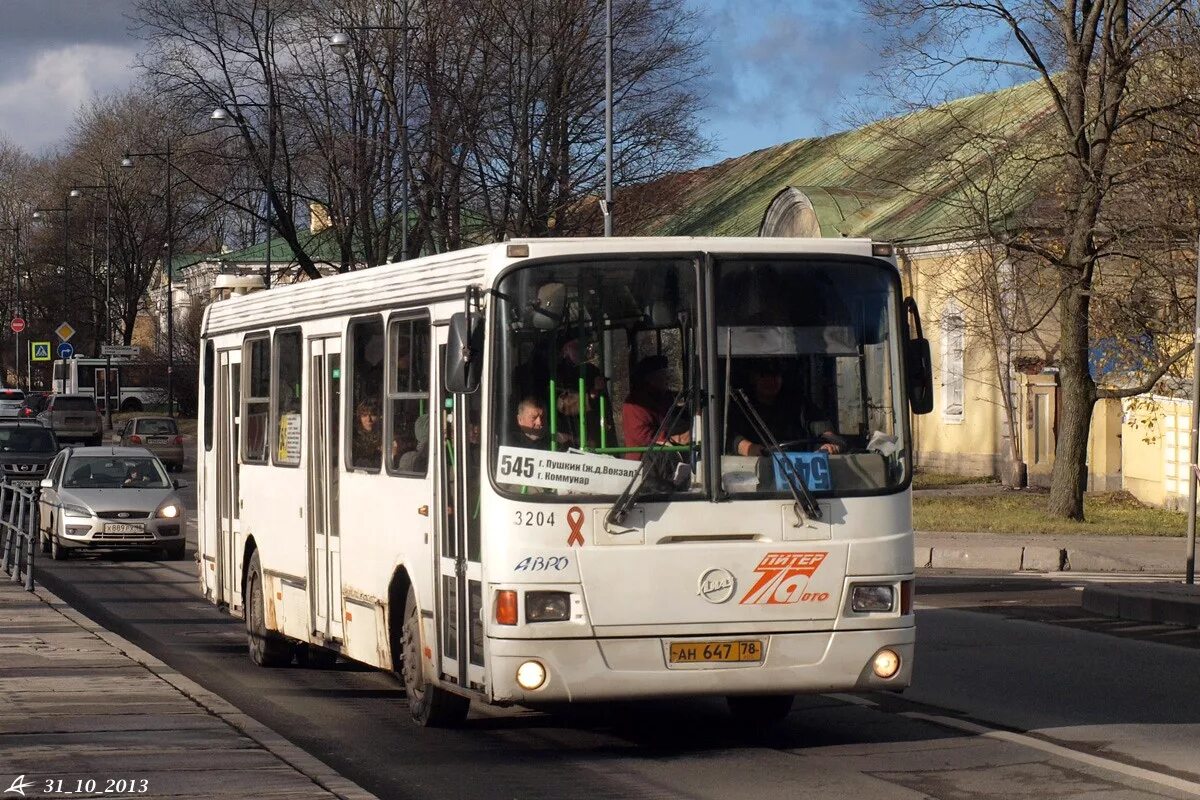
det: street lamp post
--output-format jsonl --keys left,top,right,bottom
{"left": 328, "top": 5, "right": 411, "bottom": 262}
{"left": 121, "top": 143, "right": 176, "bottom": 417}
{"left": 0, "top": 222, "right": 21, "bottom": 389}
{"left": 71, "top": 183, "right": 114, "bottom": 430}
{"left": 32, "top": 204, "right": 69, "bottom": 392}
{"left": 211, "top": 103, "right": 275, "bottom": 288}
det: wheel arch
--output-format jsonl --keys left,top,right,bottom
{"left": 386, "top": 565, "right": 413, "bottom": 672}
{"left": 240, "top": 534, "right": 259, "bottom": 603}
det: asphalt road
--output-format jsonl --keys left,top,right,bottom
{"left": 29, "top": 472, "right": 1200, "bottom": 800}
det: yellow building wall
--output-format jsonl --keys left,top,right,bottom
{"left": 1122, "top": 396, "right": 1191, "bottom": 510}
{"left": 904, "top": 248, "right": 1006, "bottom": 476}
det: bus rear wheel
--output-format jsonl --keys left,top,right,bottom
{"left": 246, "top": 551, "right": 291, "bottom": 667}
{"left": 726, "top": 694, "right": 795, "bottom": 728}
{"left": 400, "top": 586, "right": 469, "bottom": 727}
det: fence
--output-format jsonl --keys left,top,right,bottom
{"left": 0, "top": 482, "right": 39, "bottom": 591}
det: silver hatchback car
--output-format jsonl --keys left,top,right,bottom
{"left": 38, "top": 446, "right": 187, "bottom": 560}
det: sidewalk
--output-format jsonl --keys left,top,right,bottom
{"left": 0, "top": 580, "right": 378, "bottom": 800}
{"left": 916, "top": 529, "right": 1199, "bottom": 631}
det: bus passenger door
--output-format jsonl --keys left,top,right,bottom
{"left": 435, "top": 338, "right": 486, "bottom": 691}
{"left": 215, "top": 349, "right": 242, "bottom": 610}
{"left": 307, "top": 337, "right": 344, "bottom": 643}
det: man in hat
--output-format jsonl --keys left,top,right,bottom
{"left": 621, "top": 354, "right": 674, "bottom": 460}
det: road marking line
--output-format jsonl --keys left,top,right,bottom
{"left": 903, "top": 712, "right": 1200, "bottom": 797}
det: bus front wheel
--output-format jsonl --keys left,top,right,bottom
{"left": 400, "top": 586, "right": 469, "bottom": 727}
{"left": 246, "top": 551, "right": 291, "bottom": 667}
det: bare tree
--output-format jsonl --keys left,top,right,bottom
{"left": 865, "top": 0, "right": 1199, "bottom": 519}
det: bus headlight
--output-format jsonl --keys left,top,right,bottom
{"left": 516, "top": 660, "right": 547, "bottom": 690}
{"left": 525, "top": 591, "right": 570, "bottom": 623}
{"left": 851, "top": 585, "right": 894, "bottom": 613}
{"left": 872, "top": 648, "right": 901, "bottom": 679}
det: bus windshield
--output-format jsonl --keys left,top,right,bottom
{"left": 490, "top": 254, "right": 910, "bottom": 500}
{"left": 714, "top": 257, "right": 909, "bottom": 496}
{"left": 492, "top": 258, "right": 702, "bottom": 498}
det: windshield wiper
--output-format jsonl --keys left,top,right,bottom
{"left": 730, "top": 388, "right": 822, "bottom": 524}
{"left": 604, "top": 386, "right": 692, "bottom": 532}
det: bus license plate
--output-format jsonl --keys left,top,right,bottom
{"left": 104, "top": 523, "right": 144, "bottom": 534}
{"left": 669, "top": 640, "right": 763, "bottom": 664}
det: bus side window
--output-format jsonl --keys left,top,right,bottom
{"left": 242, "top": 335, "right": 271, "bottom": 464}
{"left": 387, "top": 315, "right": 431, "bottom": 476}
{"left": 273, "top": 329, "right": 303, "bottom": 466}
{"left": 348, "top": 316, "right": 385, "bottom": 471}
{"left": 203, "top": 341, "right": 214, "bottom": 452}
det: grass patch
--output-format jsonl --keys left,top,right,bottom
{"left": 914, "top": 490, "right": 1185, "bottom": 536}
{"left": 912, "top": 471, "right": 997, "bottom": 490}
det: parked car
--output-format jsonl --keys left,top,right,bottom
{"left": 0, "top": 388, "right": 26, "bottom": 418}
{"left": 37, "top": 394, "right": 103, "bottom": 445}
{"left": 38, "top": 446, "right": 186, "bottom": 561}
{"left": 116, "top": 415, "right": 185, "bottom": 472}
{"left": 0, "top": 421, "right": 59, "bottom": 491}
{"left": 19, "top": 391, "right": 51, "bottom": 419}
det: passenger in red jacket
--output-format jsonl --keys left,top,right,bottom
{"left": 621, "top": 355, "right": 673, "bottom": 460}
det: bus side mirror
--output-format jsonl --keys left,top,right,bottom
{"left": 445, "top": 312, "right": 483, "bottom": 394}
{"left": 902, "top": 297, "right": 934, "bottom": 415}
{"left": 906, "top": 337, "right": 933, "bottom": 415}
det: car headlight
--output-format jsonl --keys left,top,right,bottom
{"left": 62, "top": 503, "right": 92, "bottom": 518}
{"left": 525, "top": 591, "right": 571, "bottom": 623}
{"left": 851, "top": 585, "right": 895, "bottom": 613}
{"left": 156, "top": 503, "right": 180, "bottom": 519}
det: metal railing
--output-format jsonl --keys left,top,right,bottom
{"left": 0, "top": 482, "right": 39, "bottom": 591}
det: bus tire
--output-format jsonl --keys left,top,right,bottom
{"left": 246, "top": 551, "right": 291, "bottom": 667}
{"left": 400, "top": 585, "right": 469, "bottom": 727}
{"left": 726, "top": 694, "right": 794, "bottom": 728}
{"left": 120, "top": 399, "right": 143, "bottom": 412}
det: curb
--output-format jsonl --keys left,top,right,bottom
{"left": 916, "top": 544, "right": 1177, "bottom": 573}
{"left": 1081, "top": 583, "right": 1200, "bottom": 628}
{"left": 29, "top": 582, "right": 380, "bottom": 800}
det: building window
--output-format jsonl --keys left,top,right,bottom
{"left": 348, "top": 317, "right": 385, "bottom": 471}
{"left": 941, "top": 303, "right": 965, "bottom": 420}
{"left": 387, "top": 316, "right": 431, "bottom": 475}
{"left": 242, "top": 335, "right": 271, "bottom": 463}
{"left": 273, "top": 329, "right": 303, "bottom": 466}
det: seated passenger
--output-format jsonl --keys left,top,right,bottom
{"left": 509, "top": 396, "right": 553, "bottom": 450}
{"left": 351, "top": 400, "right": 382, "bottom": 467}
{"left": 728, "top": 359, "right": 842, "bottom": 456}
{"left": 621, "top": 355, "right": 673, "bottom": 460}
{"left": 396, "top": 414, "right": 430, "bottom": 473}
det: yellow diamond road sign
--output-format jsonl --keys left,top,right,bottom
{"left": 55, "top": 322, "right": 75, "bottom": 341}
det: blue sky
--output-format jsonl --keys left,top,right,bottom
{"left": 0, "top": 0, "right": 987, "bottom": 164}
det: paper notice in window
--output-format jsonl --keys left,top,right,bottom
{"left": 496, "top": 446, "right": 640, "bottom": 494}
{"left": 278, "top": 412, "right": 302, "bottom": 463}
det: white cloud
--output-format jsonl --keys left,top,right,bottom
{"left": 0, "top": 44, "right": 137, "bottom": 153}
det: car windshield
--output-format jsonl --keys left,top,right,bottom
{"left": 55, "top": 397, "right": 96, "bottom": 411}
{"left": 63, "top": 456, "right": 169, "bottom": 489}
{"left": 136, "top": 419, "right": 177, "bottom": 435}
{"left": 0, "top": 428, "right": 56, "bottom": 453}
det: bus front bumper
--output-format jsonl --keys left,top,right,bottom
{"left": 487, "top": 625, "right": 914, "bottom": 704}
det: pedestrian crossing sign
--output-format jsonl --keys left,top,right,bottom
{"left": 30, "top": 341, "right": 51, "bottom": 362}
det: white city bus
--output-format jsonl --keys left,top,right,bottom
{"left": 52, "top": 357, "right": 165, "bottom": 411}
{"left": 196, "top": 237, "right": 933, "bottom": 727}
